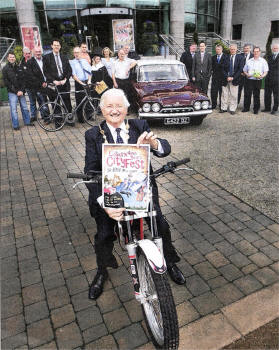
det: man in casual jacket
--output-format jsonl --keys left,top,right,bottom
{"left": 3, "top": 52, "right": 33, "bottom": 130}
{"left": 19, "top": 46, "right": 37, "bottom": 121}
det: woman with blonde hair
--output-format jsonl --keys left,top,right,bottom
{"left": 101, "top": 47, "right": 115, "bottom": 88}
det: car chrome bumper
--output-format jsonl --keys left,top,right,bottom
{"left": 138, "top": 109, "right": 212, "bottom": 118}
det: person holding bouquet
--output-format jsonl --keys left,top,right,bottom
{"left": 242, "top": 47, "right": 269, "bottom": 114}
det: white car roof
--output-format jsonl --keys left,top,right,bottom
{"left": 137, "top": 59, "right": 184, "bottom": 67}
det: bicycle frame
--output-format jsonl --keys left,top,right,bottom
{"left": 49, "top": 83, "right": 95, "bottom": 117}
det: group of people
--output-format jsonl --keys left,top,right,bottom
{"left": 3, "top": 39, "right": 139, "bottom": 130}
{"left": 180, "top": 41, "right": 279, "bottom": 115}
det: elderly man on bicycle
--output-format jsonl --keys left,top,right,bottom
{"left": 84, "top": 88, "right": 186, "bottom": 300}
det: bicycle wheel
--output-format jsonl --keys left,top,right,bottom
{"left": 37, "top": 101, "right": 66, "bottom": 132}
{"left": 137, "top": 248, "right": 179, "bottom": 349}
{"left": 83, "top": 98, "right": 102, "bottom": 126}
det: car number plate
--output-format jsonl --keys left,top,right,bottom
{"left": 164, "top": 117, "right": 190, "bottom": 125}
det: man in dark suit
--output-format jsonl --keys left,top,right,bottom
{"left": 211, "top": 44, "right": 227, "bottom": 109}
{"left": 180, "top": 42, "right": 197, "bottom": 81}
{"left": 84, "top": 88, "right": 185, "bottom": 300}
{"left": 221, "top": 44, "right": 244, "bottom": 114}
{"left": 43, "top": 39, "right": 72, "bottom": 115}
{"left": 27, "top": 46, "right": 49, "bottom": 119}
{"left": 263, "top": 43, "right": 279, "bottom": 115}
{"left": 238, "top": 44, "right": 254, "bottom": 104}
{"left": 192, "top": 42, "right": 212, "bottom": 94}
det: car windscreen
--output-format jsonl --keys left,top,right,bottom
{"left": 138, "top": 64, "right": 188, "bottom": 82}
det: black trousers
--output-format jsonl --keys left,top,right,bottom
{"left": 211, "top": 78, "right": 222, "bottom": 109}
{"left": 243, "top": 79, "right": 262, "bottom": 112}
{"left": 74, "top": 81, "right": 87, "bottom": 122}
{"left": 196, "top": 77, "right": 210, "bottom": 95}
{"left": 238, "top": 75, "right": 246, "bottom": 104}
{"left": 93, "top": 204, "right": 180, "bottom": 269}
{"left": 264, "top": 80, "right": 279, "bottom": 111}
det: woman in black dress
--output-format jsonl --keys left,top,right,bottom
{"left": 91, "top": 53, "right": 110, "bottom": 96}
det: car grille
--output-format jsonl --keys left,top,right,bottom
{"left": 161, "top": 106, "right": 194, "bottom": 113}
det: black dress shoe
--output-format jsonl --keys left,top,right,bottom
{"left": 88, "top": 270, "right": 108, "bottom": 300}
{"left": 271, "top": 110, "right": 277, "bottom": 115}
{"left": 242, "top": 109, "right": 249, "bottom": 112}
{"left": 219, "top": 109, "right": 227, "bottom": 113}
{"left": 167, "top": 263, "right": 186, "bottom": 285}
{"left": 254, "top": 110, "right": 259, "bottom": 114}
{"left": 13, "top": 127, "right": 20, "bottom": 131}
{"left": 261, "top": 109, "right": 271, "bottom": 112}
{"left": 25, "top": 123, "right": 35, "bottom": 126}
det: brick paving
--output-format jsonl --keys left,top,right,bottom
{"left": 1, "top": 108, "right": 279, "bottom": 349}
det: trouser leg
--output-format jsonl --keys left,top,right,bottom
{"left": 253, "top": 80, "right": 261, "bottom": 112}
{"left": 26, "top": 88, "right": 37, "bottom": 118}
{"left": 228, "top": 83, "right": 239, "bottom": 112}
{"left": 75, "top": 81, "right": 86, "bottom": 122}
{"left": 19, "top": 95, "right": 31, "bottom": 125}
{"left": 221, "top": 85, "right": 229, "bottom": 111}
{"left": 8, "top": 92, "right": 20, "bottom": 128}
{"left": 244, "top": 79, "right": 253, "bottom": 110}
{"left": 211, "top": 80, "right": 218, "bottom": 108}
{"left": 264, "top": 83, "right": 272, "bottom": 111}
{"left": 272, "top": 82, "right": 279, "bottom": 111}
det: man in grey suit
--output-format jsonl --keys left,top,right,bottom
{"left": 192, "top": 42, "right": 212, "bottom": 94}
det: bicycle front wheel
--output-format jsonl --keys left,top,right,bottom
{"left": 83, "top": 98, "right": 102, "bottom": 126}
{"left": 37, "top": 101, "right": 66, "bottom": 132}
{"left": 137, "top": 248, "right": 179, "bottom": 349}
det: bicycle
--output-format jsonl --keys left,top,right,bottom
{"left": 67, "top": 157, "right": 191, "bottom": 349}
{"left": 37, "top": 83, "right": 103, "bottom": 132}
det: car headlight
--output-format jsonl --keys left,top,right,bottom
{"left": 142, "top": 103, "right": 151, "bottom": 112}
{"left": 194, "top": 101, "right": 201, "bottom": 110}
{"left": 151, "top": 103, "right": 161, "bottom": 112}
{"left": 201, "top": 101, "right": 209, "bottom": 110}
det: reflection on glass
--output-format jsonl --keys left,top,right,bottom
{"left": 138, "top": 64, "right": 187, "bottom": 82}
{"left": 0, "top": 0, "right": 15, "bottom": 11}
{"left": 107, "top": 0, "right": 135, "bottom": 8}
{"left": 45, "top": 0, "right": 75, "bottom": 9}
{"left": 76, "top": 0, "right": 105, "bottom": 7}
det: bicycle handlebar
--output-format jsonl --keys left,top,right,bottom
{"left": 67, "top": 159, "right": 190, "bottom": 181}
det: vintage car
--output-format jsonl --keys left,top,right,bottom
{"left": 131, "top": 59, "right": 212, "bottom": 125}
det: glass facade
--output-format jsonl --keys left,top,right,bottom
{"left": 0, "top": 0, "right": 220, "bottom": 53}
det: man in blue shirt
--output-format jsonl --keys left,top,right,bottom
{"left": 70, "top": 47, "right": 92, "bottom": 123}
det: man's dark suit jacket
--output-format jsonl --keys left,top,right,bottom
{"left": 27, "top": 57, "right": 46, "bottom": 91}
{"left": 180, "top": 51, "right": 194, "bottom": 80}
{"left": 211, "top": 53, "right": 227, "bottom": 84}
{"left": 240, "top": 52, "right": 254, "bottom": 63}
{"left": 192, "top": 52, "right": 212, "bottom": 81}
{"left": 265, "top": 54, "right": 279, "bottom": 85}
{"left": 222, "top": 54, "right": 244, "bottom": 86}
{"left": 43, "top": 52, "right": 72, "bottom": 83}
{"left": 84, "top": 119, "right": 170, "bottom": 217}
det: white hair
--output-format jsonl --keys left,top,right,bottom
{"left": 23, "top": 46, "right": 31, "bottom": 53}
{"left": 100, "top": 88, "right": 130, "bottom": 108}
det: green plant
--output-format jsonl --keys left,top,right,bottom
{"left": 0, "top": 71, "right": 5, "bottom": 88}
{"left": 185, "top": 22, "right": 196, "bottom": 34}
{"left": 14, "top": 45, "right": 23, "bottom": 63}
{"left": 213, "top": 40, "right": 230, "bottom": 54}
{"left": 265, "top": 31, "right": 273, "bottom": 58}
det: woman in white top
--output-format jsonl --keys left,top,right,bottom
{"left": 101, "top": 47, "right": 115, "bottom": 88}
{"left": 91, "top": 53, "right": 110, "bottom": 96}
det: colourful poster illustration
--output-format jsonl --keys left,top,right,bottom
{"left": 21, "top": 26, "right": 41, "bottom": 51}
{"left": 112, "top": 19, "right": 135, "bottom": 52}
{"left": 102, "top": 144, "right": 150, "bottom": 211}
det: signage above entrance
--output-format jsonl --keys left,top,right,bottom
{"left": 81, "top": 7, "right": 133, "bottom": 16}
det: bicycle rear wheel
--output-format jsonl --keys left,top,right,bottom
{"left": 137, "top": 248, "right": 179, "bottom": 349}
{"left": 37, "top": 101, "right": 66, "bottom": 132}
{"left": 83, "top": 98, "right": 102, "bottom": 126}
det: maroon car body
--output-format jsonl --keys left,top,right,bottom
{"left": 131, "top": 59, "right": 212, "bottom": 125}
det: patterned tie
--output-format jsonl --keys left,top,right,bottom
{"left": 116, "top": 128, "right": 124, "bottom": 144}
{"left": 55, "top": 54, "right": 63, "bottom": 77}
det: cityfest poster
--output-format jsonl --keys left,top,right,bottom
{"left": 102, "top": 144, "right": 150, "bottom": 211}
{"left": 112, "top": 19, "right": 135, "bottom": 52}
{"left": 20, "top": 26, "right": 41, "bottom": 51}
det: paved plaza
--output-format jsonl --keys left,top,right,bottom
{"left": 1, "top": 106, "right": 279, "bottom": 349}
